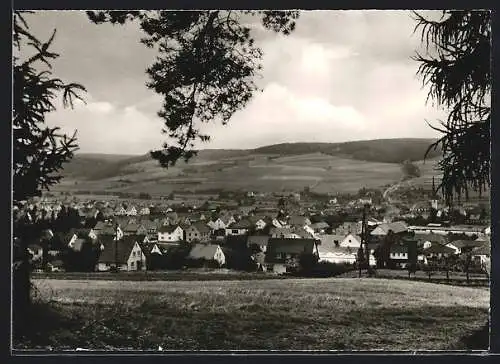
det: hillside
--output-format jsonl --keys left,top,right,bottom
{"left": 253, "top": 138, "right": 441, "bottom": 163}
{"left": 54, "top": 138, "right": 443, "bottom": 196}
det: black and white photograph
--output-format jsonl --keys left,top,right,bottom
{"left": 12, "top": 9, "right": 491, "bottom": 352}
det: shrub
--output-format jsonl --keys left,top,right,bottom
{"left": 298, "top": 262, "right": 354, "bottom": 278}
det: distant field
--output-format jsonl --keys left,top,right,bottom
{"left": 51, "top": 139, "right": 443, "bottom": 196}
{"left": 54, "top": 153, "right": 437, "bottom": 196}
{"left": 16, "top": 278, "right": 489, "bottom": 351}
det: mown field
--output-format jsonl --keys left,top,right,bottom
{"left": 51, "top": 138, "right": 445, "bottom": 196}
{"left": 53, "top": 152, "right": 442, "bottom": 196}
{"left": 15, "top": 278, "right": 489, "bottom": 351}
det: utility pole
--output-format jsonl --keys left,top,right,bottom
{"left": 358, "top": 204, "right": 368, "bottom": 278}
{"left": 114, "top": 222, "right": 119, "bottom": 272}
{"left": 362, "top": 203, "right": 372, "bottom": 277}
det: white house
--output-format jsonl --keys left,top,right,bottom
{"left": 207, "top": 218, "right": 226, "bottom": 231}
{"left": 225, "top": 219, "right": 252, "bottom": 236}
{"left": 139, "top": 207, "right": 151, "bottom": 215}
{"left": 127, "top": 206, "right": 138, "bottom": 216}
{"left": 158, "top": 225, "right": 184, "bottom": 242}
{"left": 116, "top": 206, "right": 127, "bottom": 216}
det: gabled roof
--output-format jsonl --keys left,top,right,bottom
{"left": 138, "top": 242, "right": 160, "bottom": 257}
{"left": 188, "top": 244, "right": 222, "bottom": 260}
{"left": 448, "top": 240, "right": 485, "bottom": 249}
{"left": 266, "top": 238, "right": 318, "bottom": 255}
{"left": 317, "top": 234, "right": 345, "bottom": 252}
{"left": 311, "top": 221, "right": 330, "bottom": 229}
{"left": 228, "top": 219, "right": 253, "bottom": 230}
{"left": 123, "top": 223, "right": 140, "bottom": 232}
{"left": 415, "top": 233, "right": 448, "bottom": 245}
{"left": 424, "top": 243, "right": 455, "bottom": 255}
{"left": 187, "top": 222, "right": 211, "bottom": 234}
{"left": 93, "top": 221, "right": 108, "bottom": 230}
{"left": 100, "top": 225, "right": 120, "bottom": 236}
{"left": 70, "top": 238, "right": 86, "bottom": 252}
{"left": 70, "top": 228, "right": 94, "bottom": 239}
{"left": 98, "top": 236, "right": 140, "bottom": 264}
{"left": 158, "top": 225, "right": 182, "bottom": 233}
{"left": 371, "top": 221, "right": 407, "bottom": 235}
{"left": 390, "top": 244, "right": 408, "bottom": 254}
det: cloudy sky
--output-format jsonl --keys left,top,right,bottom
{"left": 21, "top": 10, "right": 447, "bottom": 155}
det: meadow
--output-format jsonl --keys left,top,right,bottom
{"left": 53, "top": 152, "right": 441, "bottom": 196}
{"left": 15, "top": 277, "right": 489, "bottom": 351}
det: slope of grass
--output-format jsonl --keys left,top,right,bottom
{"left": 15, "top": 278, "right": 489, "bottom": 351}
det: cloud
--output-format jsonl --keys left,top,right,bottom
{"left": 46, "top": 95, "right": 166, "bottom": 155}
{"left": 26, "top": 10, "right": 448, "bottom": 154}
{"left": 198, "top": 82, "right": 367, "bottom": 149}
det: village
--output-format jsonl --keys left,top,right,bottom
{"left": 14, "top": 185, "right": 491, "bottom": 278}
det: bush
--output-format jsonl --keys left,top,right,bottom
{"left": 298, "top": 262, "right": 355, "bottom": 278}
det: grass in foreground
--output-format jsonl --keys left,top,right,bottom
{"left": 14, "top": 278, "right": 489, "bottom": 351}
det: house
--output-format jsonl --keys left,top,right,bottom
{"left": 96, "top": 236, "right": 146, "bottom": 271}
{"left": 138, "top": 242, "right": 163, "bottom": 268}
{"left": 415, "top": 233, "right": 448, "bottom": 249}
{"left": 370, "top": 221, "right": 408, "bottom": 236}
{"left": 126, "top": 206, "right": 138, "bottom": 216}
{"left": 71, "top": 228, "right": 98, "bottom": 241}
{"left": 340, "top": 233, "right": 362, "bottom": 249}
{"left": 247, "top": 235, "right": 269, "bottom": 252}
{"left": 265, "top": 238, "right": 319, "bottom": 274}
{"left": 185, "top": 222, "right": 211, "bottom": 243}
{"left": 98, "top": 224, "right": 124, "bottom": 240}
{"left": 115, "top": 206, "right": 127, "bottom": 216}
{"left": 207, "top": 217, "right": 227, "bottom": 231}
{"left": 269, "top": 227, "right": 301, "bottom": 239}
{"left": 188, "top": 244, "right": 226, "bottom": 266}
{"left": 139, "top": 207, "right": 151, "bottom": 215}
{"left": 133, "top": 234, "right": 150, "bottom": 245}
{"left": 317, "top": 235, "right": 357, "bottom": 264}
{"left": 225, "top": 219, "right": 253, "bottom": 236}
{"left": 158, "top": 225, "right": 184, "bottom": 243}
{"left": 423, "top": 243, "right": 455, "bottom": 259}
{"left": 471, "top": 241, "right": 490, "bottom": 267}
{"left": 239, "top": 206, "right": 254, "bottom": 216}
{"left": 221, "top": 215, "right": 237, "bottom": 227}
{"left": 446, "top": 240, "right": 485, "bottom": 255}
{"left": 389, "top": 244, "right": 409, "bottom": 268}
{"left": 123, "top": 223, "right": 147, "bottom": 236}
{"left": 248, "top": 216, "right": 267, "bottom": 230}
{"left": 333, "top": 222, "right": 362, "bottom": 236}
{"left": 141, "top": 220, "right": 158, "bottom": 238}
{"left": 68, "top": 238, "right": 87, "bottom": 253}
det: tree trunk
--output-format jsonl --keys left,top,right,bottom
{"left": 13, "top": 240, "right": 31, "bottom": 335}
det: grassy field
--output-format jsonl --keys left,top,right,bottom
{"left": 51, "top": 139, "right": 444, "bottom": 196}
{"left": 53, "top": 153, "right": 440, "bottom": 196}
{"left": 15, "top": 278, "right": 489, "bottom": 351}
